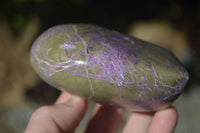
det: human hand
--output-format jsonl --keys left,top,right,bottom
{"left": 25, "top": 91, "right": 178, "bottom": 133}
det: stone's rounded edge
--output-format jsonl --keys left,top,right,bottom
{"left": 30, "top": 23, "right": 189, "bottom": 112}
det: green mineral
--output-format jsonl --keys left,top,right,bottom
{"left": 30, "top": 24, "right": 189, "bottom": 112}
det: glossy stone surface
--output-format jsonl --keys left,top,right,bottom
{"left": 30, "top": 24, "right": 189, "bottom": 112}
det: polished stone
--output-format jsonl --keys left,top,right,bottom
{"left": 30, "top": 24, "right": 189, "bottom": 112}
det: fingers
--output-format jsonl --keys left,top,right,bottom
{"left": 85, "top": 105, "right": 177, "bottom": 133}
{"left": 122, "top": 112, "right": 154, "bottom": 133}
{"left": 25, "top": 92, "right": 88, "bottom": 133}
{"left": 148, "top": 106, "right": 178, "bottom": 133}
{"left": 85, "top": 104, "right": 124, "bottom": 133}
{"left": 123, "top": 106, "right": 178, "bottom": 133}
{"left": 25, "top": 90, "right": 178, "bottom": 133}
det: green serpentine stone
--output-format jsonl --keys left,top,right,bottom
{"left": 30, "top": 24, "right": 189, "bottom": 112}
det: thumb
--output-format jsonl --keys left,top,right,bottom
{"left": 25, "top": 92, "right": 88, "bottom": 133}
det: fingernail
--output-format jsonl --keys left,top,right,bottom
{"left": 65, "top": 96, "right": 82, "bottom": 105}
{"left": 116, "top": 108, "right": 125, "bottom": 114}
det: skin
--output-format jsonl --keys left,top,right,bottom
{"left": 25, "top": 91, "right": 178, "bottom": 133}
